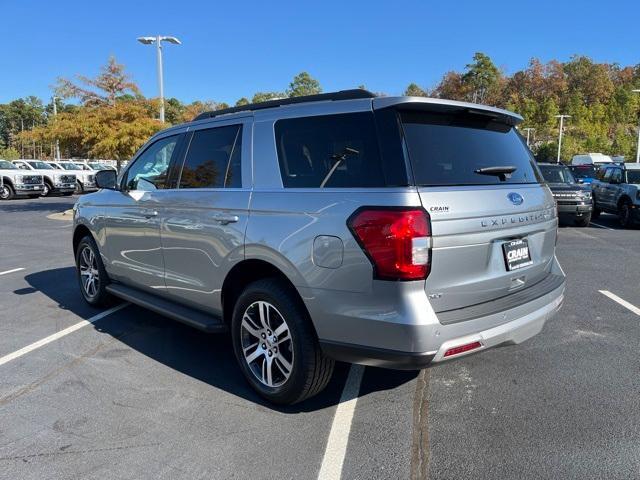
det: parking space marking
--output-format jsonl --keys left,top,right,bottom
{"left": 590, "top": 222, "right": 615, "bottom": 230}
{"left": 0, "top": 267, "right": 25, "bottom": 276}
{"left": 318, "top": 364, "right": 365, "bottom": 480}
{"left": 0, "top": 303, "right": 129, "bottom": 368}
{"left": 599, "top": 290, "right": 640, "bottom": 316}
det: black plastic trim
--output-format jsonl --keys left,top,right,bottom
{"left": 320, "top": 340, "right": 434, "bottom": 370}
{"left": 106, "top": 283, "right": 227, "bottom": 333}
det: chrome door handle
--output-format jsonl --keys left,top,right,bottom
{"left": 213, "top": 213, "right": 239, "bottom": 225}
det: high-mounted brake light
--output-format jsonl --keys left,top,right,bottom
{"left": 347, "top": 208, "right": 431, "bottom": 281}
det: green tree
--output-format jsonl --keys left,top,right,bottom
{"left": 404, "top": 83, "right": 428, "bottom": 97}
{"left": 235, "top": 97, "right": 250, "bottom": 106}
{"left": 251, "top": 92, "right": 284, "bottom": 104}
{"left": 286, "top": 72, "right": 322, "bottom": 97}
{"left": 462, "top": 52, "right": 503, "bottom": 104}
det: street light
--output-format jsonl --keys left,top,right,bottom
{"left": 632, "top": 89, "right": 640, "bottom": 163}
{"left": 137, "top": 35, "right": 182, "bottom": 123}
{"left": 555, "top": 114, "right": 571, "bottom": 164}
{"left": 51, "top": 96, "right": 60, "bottom": 160}
{"left": 523, "top": 127, "right": 535, "bottom": 147}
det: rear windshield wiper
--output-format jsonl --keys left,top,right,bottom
{"left": 474, "top": 166, "right": 517, "bottom": 181}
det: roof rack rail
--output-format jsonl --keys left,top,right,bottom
{"left": 193, "top": 89, "right": 376, "bottom": 121}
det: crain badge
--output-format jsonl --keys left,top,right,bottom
{"left": 429, "top": 206, "right": 450, "bottom": 213}
{"left": 507, "top": 192, "right": 524, "bottom": 205}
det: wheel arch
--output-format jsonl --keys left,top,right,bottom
{"left": 221, "top": 259, "right": 314, "bottom": 333}
{"left": 72, "top": 224, "right": 93, "bottom": 255}
{"left": 2, "top": 176, "right": 14, "bottom": 187}
{"left": 617, "top": 195, "right": 632, "bottom": 208}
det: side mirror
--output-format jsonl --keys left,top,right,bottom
{"left": 95, "top": 170, "right": 118, "bottom": 190}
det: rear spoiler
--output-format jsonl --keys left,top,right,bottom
{"left": 373, "top": 97, "right": 523, "bottom": 126}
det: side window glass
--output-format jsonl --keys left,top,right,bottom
{"left": 274, "top": 112, "right": 386, "bottom": 188}
{"left": 125, "top": 136, "right": 178, "bottom": 191}
{"left": 603, "top": 169, "right": 612, "bottom": 182}
{"left": 179, "top": 125, "right": 242, "bottom": 189}
{"left": 612, "top": 169, "right": 622, "bottom": 183}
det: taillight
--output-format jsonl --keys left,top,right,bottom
{"left": 347, "top": 207, "right": 431, "bottom": 281}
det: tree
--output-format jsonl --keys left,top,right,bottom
{"left": 286, "top": 72, "right": 321, "bottom": 97}
{"left": 251, "top": 92, "right": 284, "bottom": 104}
{"left": 462, "top": 52, "right": 503, "bottom": 104}
{"left": 404, "top": 83, "right": 428, "bottom": 97}
{"left": 235, "top": 97, "right": 250, "bottom": 106}
{"left": 0, "top": 146, "right": 20, "bottom": 160}
{"left": 55, "top": 56, "right": 140, "bottom": 106}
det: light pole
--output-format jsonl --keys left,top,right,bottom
{"left": 632, "top": 89, "right": 640, "bottom": 163}
{"left": 137, "top": 35, "right": 181, "bottom": 123}
{"left": 523, "top": 127, "right": 535, "bottom": 147}
{"left": 52, "top": 96, "right": 60, "bottom": 160}
{"left": 555, "top": 115, "right": 571, "bottom": 164}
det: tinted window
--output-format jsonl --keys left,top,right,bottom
{"left": 627, "top": 170, "right": 640, "bottom": 184}
{"left": 602, "top": 168, "right": 613, "bottom": 182}
{"left": 401, "top": 111, "right": 541, "bottom": 186}
{"left": 611, "top": 169, "right": 622, "bottom": 183}
{"left": 275, "top": 112, "right": 388, "bottom": 188}
{"left": 538, "top": 165, "right": 576, "bottom": 184}
{"left": 179, "top": 125, "right": 242, "bottom": 189}
{"left": 569, "top": 165, "right": 597, "bottom": 179}
{"left": 125, "top": 135, "right": 178, "bottom": 191}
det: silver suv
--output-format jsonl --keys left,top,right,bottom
{"left": 73, "top": 90, "right": 565, "bottom": 404}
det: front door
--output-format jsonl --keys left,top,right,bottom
{"left": 104, "top": 134, "right": 182, "bottom": 292}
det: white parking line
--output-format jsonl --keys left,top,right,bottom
{"left": 0, "top": 303, "right": 129, "bottom": 368}
{"left": 0, "top": 267, "right": 25, "bottom": 276}
{"left": 590, "top": 222, "right": 615, "bottom": 230}
{"left": 318, "top": 364, "right": 365, "bottom": 480}
{"left": 599, "top": 290, "right": 640, "bottom": 316}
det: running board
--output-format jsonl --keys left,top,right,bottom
{"left": 106, "top": 284, "right": 227, "bottom": 333}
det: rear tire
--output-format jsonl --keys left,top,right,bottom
{"left": 75, "top": 235, "right": 113, "bottom": 307}
{"left": 619, "top": 202, "right": 634, "bottom": 229}
{"left": 574, "top": 213, "right": 591, "bottom": 227}
{"left": 0, "top": 184, "right": 14, "bottom": 200}
{"left": 231, "top": 278, "right": 334, "bottom": 405}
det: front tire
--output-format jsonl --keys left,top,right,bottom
{"left": 574, "top": 213, "right": 591, "bottom": 227}
{"left": 0, "top": 184, "right": 14, "bottom": 200}
{"left": 41, "top": 182, "right": 52, "bottom": 197}
{"left": 75, "top": 236, "right": 113, "bottom": 307}
{"left": 619, "top": 202, "right": 634, "bottom": 228}
{"left": 231, "top": 278, "right": 334, "bottom": 405}
{"left": 75, "top": 181, "right": 84, "bottom": 194}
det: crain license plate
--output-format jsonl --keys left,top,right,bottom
{"left": 502, "top": 238, "right": 533, "bottom": 271}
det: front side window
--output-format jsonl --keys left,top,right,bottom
{"left": 178, "top": 125, "right": 242, "bottom": 189}
{"left": 124, "top": 135, "right": 178, "bottom": 191}
{"left": 275, "top": 112, "right": 388, "bottom": 188}
{"left": 27, "top": 161, "right": 53, "bottom": 170}
{"left": 611, "top": 169, "right": 622, "bottom": 183}
{"left": 602, "top": 169, "right": 613, "bottom": 182}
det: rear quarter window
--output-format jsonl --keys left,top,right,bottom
{"left": 400, "top": 110, "right": 541, "bottom": 186}
{"left": 274, "top": 112, "right": 404, "bottom": 188}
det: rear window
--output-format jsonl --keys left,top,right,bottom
{"left": 275, "top": 112, "right": 400, "bottom": 188}
{"left": 569, "top": 165, "right": 597, "bottom": 179}
{"left": 400, "top": 111, "right": 541, "bottom": 186}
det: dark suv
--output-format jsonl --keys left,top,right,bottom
{"left": 538, "top": 163, "right": 593, "bottom": 227}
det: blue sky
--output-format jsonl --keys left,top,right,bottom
{"left": 1, "top": 0, "right": 637, "bottom": 105}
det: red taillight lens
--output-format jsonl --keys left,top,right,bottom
{"left": 348, "top": 208, "right": 431, "bottom": 281}
{"left": 443, "top": 341, "right": 482, "bottom": 358}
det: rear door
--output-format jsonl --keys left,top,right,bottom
{"left": 395, "top": 107, "right": 557, "bottom": 312}
{"left": 159, "top": 118, "right": 251, "bottom": 316}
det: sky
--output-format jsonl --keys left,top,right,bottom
{"left": 1, "top": 0, "right": 638, "bottom": 105}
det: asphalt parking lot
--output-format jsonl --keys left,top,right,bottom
{"left": 1, "top": 196, "right": 640, "bottom": 480}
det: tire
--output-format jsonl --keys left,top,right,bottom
{"left": 75, "top": 181, "right": 84, "bottom": 194}
{"left": 75, "top": 235, "right": 113, "bottom": 307}
{"left": 0, "top": 183, "right": 14, "bottom": 200}
{"left": 574, "top": 213, "right": 591, "bottom": 227}
{"left": 231, "top": 278, "right": 335, "bottom": 405}
{"left": 62, "top": 192, "right": 74, "bottom": 196}
{"left": 619, "top": 202, "right": 633, "bottom": 229}
{"left": 41, "top": 181, "right": 52, "bottom": 197}
{"left": 591, "top": 199, "right": 601, "bottom": 219}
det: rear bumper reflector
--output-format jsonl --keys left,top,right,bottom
{"left": 443, "top": 341, "right": 482, "bottom": 358}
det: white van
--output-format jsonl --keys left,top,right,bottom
{"left": 571, "top": 153, "right": 614, "bottom": 165}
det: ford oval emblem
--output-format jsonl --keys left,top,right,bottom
{"left": 508, "top": 192, "right": 523, "bottom": 205}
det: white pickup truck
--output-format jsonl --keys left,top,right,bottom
{"left": 0, "top": 160, "right": 45, "bottom": 200}
{"left": 12, "top": 160, "right": 76, "bottom": 196}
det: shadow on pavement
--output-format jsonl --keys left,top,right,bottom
{"left": 0, "top": 197, "right": 76, "bottom": 213}
{"left": 24, "top": 266, "right": 419, "bottom": 413}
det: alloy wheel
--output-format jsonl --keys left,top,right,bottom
{"left": 79, "top": 245, "right": 100, "bottom": 298}
{"left": 0, "top": 185, "right": 10, "bottom": 200}
{"left": 42, "top": 184, "right": 50, "bottom": 196}
{"left": 240, "top": 301, "right": 294, "bottom": 388}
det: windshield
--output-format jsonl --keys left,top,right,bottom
{"left": 569, "top": 165, "right": 597, "bottom": 179}
{"left": 0, "top": 160, "right": 18, "bottom": 169}
{"left": 27, "top": 161, "right": 53, "bottom": 170}
{"left": 539, "top": 165, "right": 576, "bottom": 184}
{"left": 400, "top": 110, "right": 541, "bottom": 186}
{"left": 627, "top": 170, "right": 640, "bottom": 184}
{"left": 59, "top": 163, "right": 79, "bottom": 170}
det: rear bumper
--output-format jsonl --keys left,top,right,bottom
{"left": 312, "top": 256, "right": 565, "bottom": 369}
